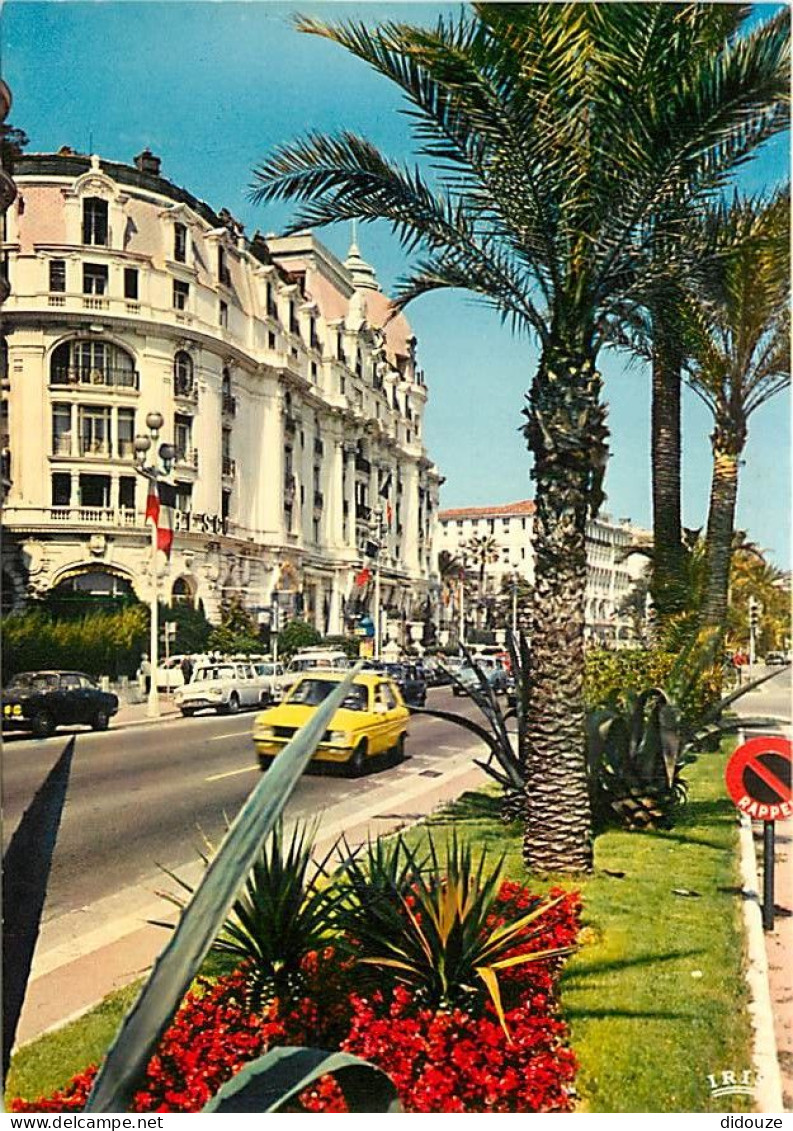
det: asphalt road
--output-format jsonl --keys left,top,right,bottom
{"left": 735, "top": 665, "right": 791, "bottom": 725}
{"left": 3, "top": 687, "right": 490, "bottom": 921}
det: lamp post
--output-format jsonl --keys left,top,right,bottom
{"left": 371, "top": 505, "right": 387, "bottom": 660}
{"left": 132, "top": 411, "right": 175, "bottom": 719}
{"left": 458, "top": 555, "right": 468, "bottom": 648}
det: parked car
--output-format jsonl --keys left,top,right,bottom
{"left": 274, "top": 649, "right": 350, "bottom": 699}
{"left": 251, "top": 660, "right": 285, "bottom": 704}
{"left": 452, "top": 655, "right": 509, "bottom": 697}
{"left": 765, "top": 652, "right": 789, "bottom": 666}
{"left": 174, "top": 661, "right": 266, "bottom": 716}
{"left": 253, "top": 671, "right": 409, "bottom": 775}
{"left": 381, "top": 661, "right": 428, "bottom": 707}
{"left": 155, "top": 655, "right": 188, "bottom": 691}
{"left": 2, "top": 670, "right": 119, "bottom": 738}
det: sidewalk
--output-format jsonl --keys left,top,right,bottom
{"left": 112, "top": 695, "right": 181, "bottom": 729}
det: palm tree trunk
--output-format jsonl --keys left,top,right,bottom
{"left": 650, "top": 312, "right": 687, "bottom": 619}
{"left": 702, "top": 431, "right": 741, "bottom": 628}
{"left": 522, "top": 345, "right": 608, "bottom": 873}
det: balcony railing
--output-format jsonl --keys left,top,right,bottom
{"left": 79, "top": 439, "right": 112, "bottom": 458}
{"left": 175, "top": 448, "right": 199, "bottom": 471}
{"left": 314, "top": 438, "right": 324, "bottom": 458}
{"left": 313, "top": 491, "right": 324, "bottom": 510}
{"left": 355, "top": 455, "right": 371, "bottom": 474}
{"left": 4, "top": 505, "right": 139, "bottom": 528}
{"left": 50, "top": 367, "right": 140, "bottom": 391}
{"left": 222, "top": 392, "right": 237, "bottom": 416}
{"left": 284, "top": 414, "right": 297, "bottom": 435}
{"left": 174, "top": 377, "right": 198, "bottom": 403}
{"left": 222, "top": 455, "right": 236, "bottom": 477}
{"left": 356, "top": 503, "right": 371, "bottom": 522}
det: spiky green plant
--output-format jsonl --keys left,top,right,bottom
{"left": 337, "top": 829, "right": 573, "bottom": 1033}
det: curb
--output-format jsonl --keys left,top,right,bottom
{"left": 736, "top": 726, "right": 785, "bottom": 1113}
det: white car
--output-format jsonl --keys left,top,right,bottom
{"left": 175, "top": 662, "right": 266, "bottom": 716}
{"left": 274, "top": 650, "right": 350, "bottom": 699}
{"left": 252, "top": 660, "right": 285, "bottom": 704}
{"left": 155, "top": 655, "right": 188, "bottom": 691}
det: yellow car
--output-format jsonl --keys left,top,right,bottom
{"left": 252, "top": 671, "right": 409, "bottom": 775}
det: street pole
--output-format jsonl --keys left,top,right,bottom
{"left": 133, "top": 412, "right": 174, "bottom": 721}
{"left": 511, "top": 570, "right": 518, "bottom": 634}
{"left": 374, "top": 552, "right": 382, "bottom": 660}
{"left": 458, "top": 571, "right": 465, "bottom": 647}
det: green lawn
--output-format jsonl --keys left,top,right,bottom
{"left": 408, "top": 746, "right": 752, "bottom": 1113}
{"left": 7, "top": 746, "right": 751, "bottom": 1113}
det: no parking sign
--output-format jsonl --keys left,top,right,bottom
{"left": 725, "top": 735, "right": 792, "bottom": 821}
{"left": 725, "top": 734, "right": 792, "bottom": 930}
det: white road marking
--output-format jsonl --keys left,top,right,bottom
{"left": 204, "top": 765, "right": 258, "bottom": 782}
{"left": 208, "top": 731, "right": 249, "bottom": 742}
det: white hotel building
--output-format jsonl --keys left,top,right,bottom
{"left": 437, "top": 501, "right": 650, "bottom": 644}
{"left": 1, "top": 148, "right": 441, "bottom": 632}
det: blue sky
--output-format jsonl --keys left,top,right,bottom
{"left": 3, "top": 1, "right": 790, "bottom": 565}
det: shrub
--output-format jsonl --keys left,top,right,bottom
{"left": 160, "top": 601, "right": 212, "bottom": 655}
{"left": 277, "top": 619, "right": 322, "bottom": 658}
{"left": 584, "top": 648, "right": 721, "bottom": 727}
{"left": 2, "top": 606, "right": 148, "bottom": 681}
{"left": 321, "top": 634, "right": 359, "bottom": 661}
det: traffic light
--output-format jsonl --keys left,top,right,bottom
{"left": 748, "top": 598, "right": 760, "bottom": 629}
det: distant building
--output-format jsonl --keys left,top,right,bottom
{"left": 437, "top": 500, "right": 649, "bottom": 644}
{"left": 0, "top": 149, "right": 442, "bottom": 632}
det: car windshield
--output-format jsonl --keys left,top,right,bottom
{"left": 6, "top": 673, "right": 60, "bottom": 691}
{"left": 194, "top": 666, "right": 235, "bottom": 682}
{"left": 256, "top": 664, "right": 276, "bottom": 675}
{"left": 287, "top": 679, "right": 368, "bottom": 711}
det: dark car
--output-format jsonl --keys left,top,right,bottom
{"left": 381, "top": 662, "right": 428, "bottom": 707}
{"left": 452, "top": 656, "right": 509, "bottom": 697}
{"left": 2, "top": 671, "right": 119, "bottom": 738}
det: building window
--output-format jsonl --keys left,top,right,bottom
{"left": 174, "top": 480, "right": 192, "bottom": 512}
{"left": 83, "top": 263, "right": 108, "bottom": 295}
{"left": 172, "top": 576, "right": 194, "bottom": 606}
{"left": 79, "top": 473, "right": 111, "bottom": 507}
{"left": 124, "top": 267, "right": 138, "bottom": 300}
{"left": 174, "top": 223, "right": 187, "bottom": 263}
{"left": 52, "top": 472, "right": 71, "bottom": 506}
{"left": 50, "top": 339, "right": 136, "bottom": 388}
{"left": 119, "top": 476, "right": 136, "bottom": 509}
{"left": 173, "top": 351, "right": 194, "bottom": 397}
{"left": 52, "top": 403, "right": 72, "bottom": 455}
{"left": 268, "top": 330, "right": 276, "bottom": 349}
{"left": 221, "top": 489, "right": 231, "bottom": 522}
{"left": 265, "top": 282, "right": 277, "bottom": 319}
{"left": 49, "top": 259, "right": 66, "bottom": 293}
{"left": 79, "top": 406, "right": 112, "bottom": 456}
{"left": 311, "top": 361, "right": 318, "bottom": 380}
{"left": 173, "top": 280, "right": 189, "bottom": 310}
{"left": 174, "top": 414, "right": 192, "bottom": 461}
{"left": 117, "top": 407, "right": 135, "bottom": 458}
{"left": 219, "top": 299, "right": 228, "bottom": 327}
{"left": 82, "top": 197, "right": 108, "bottom": 246}
{"left": 289, "top": 301, "right": 299, "bottom": 336}
{"left": 313, "top": 517, "right": 320, "bottom": 543}
{"left": 218, "top": 247, "right": 231, "bottom": 287}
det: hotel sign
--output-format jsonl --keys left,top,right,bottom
{"left": 173, "top": 510, "right": 229, "bottom": 536}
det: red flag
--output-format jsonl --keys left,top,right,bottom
{"left": 386, "top": 500, "right": 393, "bottom": 527}
{"left": 355, "top": 566, "right": 371, "bottom": 588}
{"left": 145, "top": 480, "right": 176, "bottom": 558}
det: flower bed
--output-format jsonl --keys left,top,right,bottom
{"left": 11, "top": 882, "right": 580, "bottom": 1114}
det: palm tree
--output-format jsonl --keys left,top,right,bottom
{"left": 684, "top": 190, "right": 790, "bottom": 630}
{"left": 252, "top": 5, "right": 789, "bottom": 872}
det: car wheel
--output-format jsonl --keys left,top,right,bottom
{"left": 31, "top": 711, "right": 55, "bottom": 739}
{"left": 393, "top": 734, "right": 406, "bottom": 764}
{"left": 348, "top": 741, "right": 367, "bottom": 777}
{"left": 226, "top": 693, "right": 240, "bottom": 715}
{"left": 92, "top": 709, "right": 110, "bottom": 731}
{"left": 180, "top": 708, "right": 195, "bottom": 718}
{"left": 258, "top": 755, "right": 273, "bottom": 772}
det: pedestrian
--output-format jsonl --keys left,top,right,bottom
{"left": 138, "top": 653, "right": 152, "bottom": 696}
{"left": 180, "top": 655, "right": 194, "bottom": 685}
{"left": 733, "top": 650, "right": 747, "bottom": 686}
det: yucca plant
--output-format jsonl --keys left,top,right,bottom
{"left": 337, "top": 829, "right": 573, "bottom": 1034}
{"left": 155, "top": 819, "right": 344, "bottom": 1011}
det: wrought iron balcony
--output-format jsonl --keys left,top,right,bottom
{"left": 222, "top": 392, "right": 237, "bottom": 416}
{"left": 356, "top": 502, "right": 371, "bottom": 522}
{"left": 313, "top": 491, "right": 324, "bottom": 510}
{"left": 50, "top": 366, "right": 140, "bottom": 391}
{"left": 221, "top": 455, "right": 236, "bottom": 476}
{"left": 355, "top": 455, "right": 371, "bottom": 474}
{"left": 176, "top": 447, "right": 200, "bottom": 471}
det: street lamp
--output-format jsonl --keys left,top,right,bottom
{"left": 458, "top": 554, "right": 469, "bottom": 648}
{"left": 369, "top": 505, "right": 387, "bottom": 660}
{"left": 510, "top": 565, "right": 520, "bottom": 635}
{"left": 132, "top": 411, "right": 175, "bottom": 719}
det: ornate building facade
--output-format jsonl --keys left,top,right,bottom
{"left": 1, "top": 148, "right": 441, "bottom": 633}
{"left": 437, "top": 500, "right": 649, "bottom": 644}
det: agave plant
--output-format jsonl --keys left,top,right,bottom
{"left": 337, "top": 828, "right": 573, "bottom": 1034}
{"left": 155, "top": 819, "right": 345, "bottom": 1011}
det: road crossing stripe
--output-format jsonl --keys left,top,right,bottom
{"left": 208, "top": 732, "right": 249, "bottom": 742}
{"left": 205, "top": 766, "right": 259, "bottom": 782}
